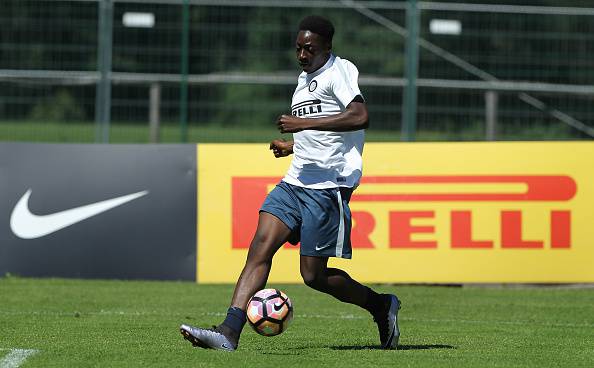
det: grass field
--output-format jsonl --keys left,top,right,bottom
{"left": 1, "top": 277, "right": 593, "bottom": 367}
{"left": 1, "top": 121, "right": 409, "bottom": 143}
{"left": 1, "top": 121, "right": 585, "bottom": 144}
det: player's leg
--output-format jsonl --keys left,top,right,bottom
{"left": 229, "top": 213, "right": 292, "bottom": 309}
{"left": 181, "top": 212, "right": 292, "bottom": 351}
{"left": 297, "top": 185, "right": 401, "bottom": 349}
{"left": 297, "top": 187, "right": 371, "bottom": 307}
{"left": 223, "top": 212, "right": 292, "bottom": 328}
{"left": 299, "top": 255, "right": 367, "bottom": 305}
{"left": 299, "top": 256, "right": 401, "bottom": 349}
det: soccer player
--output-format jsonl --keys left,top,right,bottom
{"left": 181, "top": 15, "right": 401, "bottom": 351}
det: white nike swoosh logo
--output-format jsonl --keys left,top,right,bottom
{"left": 10, "top": 189, "right": 149, "bottom": 239}
{"left": 315, "top": 244, "right": 334, "bottom": 251}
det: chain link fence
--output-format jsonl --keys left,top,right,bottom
{"left": 0, "top": 0, "right": 593, "bottom": 143}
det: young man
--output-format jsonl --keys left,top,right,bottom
{"left": 181, "top": 15, "right": 400, "bottom": 351}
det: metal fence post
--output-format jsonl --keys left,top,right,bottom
{"left": 402, "top": 0, "right": 420, "bottom": 142}
{"left": 179, "top": 0, "right": 189, "bottom": 143}
{"left": 95, "top": 0, "right": 113, "bottom": 143}
{"left": 485, "top": 90, "right": 498, "bottom": 141}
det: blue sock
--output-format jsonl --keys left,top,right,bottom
{"left": 222, "top": 307, "right": 247, "bottom": 334}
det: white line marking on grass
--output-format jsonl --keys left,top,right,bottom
{"left": 2, "top": 309, "right": 593, "bottom": 329}
{"left": 0, "top": 349, "right": 38, "bottom": 368}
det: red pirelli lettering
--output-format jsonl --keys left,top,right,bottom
{"left": 389, "top": 211, "right": 437, "bottom": 249}
{"left": 451, "top": 211, "right": 494, "bottom": 248}
{"left": 501, "top": 211, "right": 544, "bottom": 248}
{"left": 230, "top": 175, "right": 576, "bottom": 249}
{"left": 551, "top": 211, "right": 571, "bottom": 249}
{"left": 351, "top": 211, "right": 375, "bottom": 248}
{"left": 232, "top": 177, "right": 279, "bottom": 248}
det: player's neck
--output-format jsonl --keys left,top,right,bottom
{"left": 306, "top": 53, "right": 335, "bottom": 76}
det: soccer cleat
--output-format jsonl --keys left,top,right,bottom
{"left": 373, "top": 294, "right": 401, "bottom": 350}
{"left": 180, "top": 324, "right": 237, "bottom": 352}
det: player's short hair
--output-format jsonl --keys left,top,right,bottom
{"left": 299, "top": 15, "right": 335, "bottom": 43}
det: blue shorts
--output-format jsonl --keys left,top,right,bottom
{"left": 260, "top": 181, "right": 353, "bottom": 259}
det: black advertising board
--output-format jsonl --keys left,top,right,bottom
{"left": 0, "top": 143, "right": 196, "bottom": 280}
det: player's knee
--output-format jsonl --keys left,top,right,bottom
{"left": 301, "top": 270, "right": 327, "bottom": 291}
{"left": 245, "top": 234, "right": 277, "bottom": 264}
{"left": 302, "top": 275, "right": 320, "bottom": 290}
{"left": 245, "top": 249, "right": 272, "bottom": 267}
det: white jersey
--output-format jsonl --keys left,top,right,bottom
{"left": 282, "top": 54, "right": 365, "bottom": 189}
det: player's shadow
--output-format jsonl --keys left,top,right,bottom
{"left": 331, "top": 344, "right": 456, "bottom": 351}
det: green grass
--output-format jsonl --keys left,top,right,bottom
{"left": 0, "top": 121, "right": 367, "bottom": 143}
{"left": 0, "top": 121, "right": 407, "bottom": 143}
{"left": 2, "top": 120, "right": 587, "bottom": 143}
{"left": 1, "top": 277, "right": 593, "bottom": 367}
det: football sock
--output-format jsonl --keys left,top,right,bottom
{"left": 363, "top": 287, "right": 384, "bottom": 316}
{"left": 221, "top": 307, "right": 247, "bottom": 336}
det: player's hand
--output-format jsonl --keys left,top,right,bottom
{"left": 276, "top": 114, "right": 305, "bottom": 133}
{"left": 269, "top": 139, "right": 294, "bottom": 158}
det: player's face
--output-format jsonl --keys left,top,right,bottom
{"left": 295, "top": 30, "right": 331, "bottom": 73}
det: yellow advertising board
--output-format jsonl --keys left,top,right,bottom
{"left": 197, "top": 142, "right": 594, "bottom": 284}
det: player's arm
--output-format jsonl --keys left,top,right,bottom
{"left": 269, "top": 138, "right": 294, "bottom": 158}
{"left": 277, "top": 96, "right": 369, "bottom": 133}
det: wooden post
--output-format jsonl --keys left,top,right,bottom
{"left": 485, "top": 90, "right": 498, "bottom": 141}
{"left": 149, "top": 83, "right": 161, "bottom": 143}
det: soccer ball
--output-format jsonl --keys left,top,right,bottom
{"left": 246, "top": 288, "right": 293, "bottom": 336}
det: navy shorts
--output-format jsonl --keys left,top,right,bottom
{"left": 260, "top": 181, "right": 353, "bottom": 259}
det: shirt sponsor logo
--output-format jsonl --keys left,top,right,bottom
{"left": 291, "top": 99, "right": 322, "bottom": 117}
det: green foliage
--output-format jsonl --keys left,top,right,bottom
{"left": 0, "top": 1, "right": 97, "bottom": 70}
{"left": 1, "top": 120, "right": 591, "bottom": 143}
{"left": 28, "top": 90, "right": 86, "bottom": 122}
{"left": 334, "top": 20, "right": 405, "bottom": 76}
{"left": 1, "top": 1, "right": 593, "bottom": 141}
{"left": 213, "top": 85, "right": 277, "bottom": 127}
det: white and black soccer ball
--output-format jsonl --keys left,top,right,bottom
{"left": 246, "top": 288, "right": 293, "bottom": 336}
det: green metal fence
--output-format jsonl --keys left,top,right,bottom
{"left": 0, "top": 0, "right": 592, "bottom": 143}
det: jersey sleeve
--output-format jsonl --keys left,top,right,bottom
{"left": 330, "top": 59, "right": 363, "bottom": 109}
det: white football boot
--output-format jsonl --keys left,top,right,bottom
{"left": 180, "top": 324, "right": 237, "bottom": 352}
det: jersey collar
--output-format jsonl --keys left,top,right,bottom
{"left": 303, "top": 53, "right": 335, "bottom": 80}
